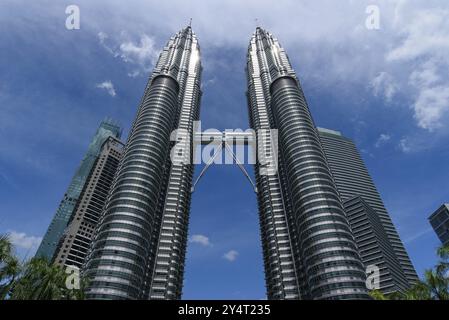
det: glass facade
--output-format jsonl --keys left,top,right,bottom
{"left": 35, "top": 120, "right": 121, "bottom": 261}
{"left": 429, "top": 204, "right": 449, "bottom": 246}
{"left": 53, "top": 137, "right": 124, "bottom": 269}
{"left": 318, "top": 127, "right": 419, "bottom": 293}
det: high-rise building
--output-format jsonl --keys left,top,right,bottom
{"left": 429, "top": 204, "right": 449, "bottom": 246}
{"left": 83, "top": 26, "right": 202, "bottom": 300}
{"left": 35, "top": 120, "right": 122, "bottom": 261}
{"left": 53, "top": 136, "right": 124, "bottom": 269}
{"left": 317, "top": 127, "right": 419, "bottom": 293}
{"left": 246, "top": 28, "right": 369, "bottom": 300}
{"left": 342, "top": 196, "right": 411, "bottom": 294}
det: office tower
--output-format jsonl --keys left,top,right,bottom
{"left": 246, "top": 28, "right": 368, "bottom": 300}
{"left": 343, "top": 197, "right": 411, "bottom": 294}
{"left": 429, "top": 204, "right": 449, "bottom": 246}
{"left": 317, "top": 127, "right": 419, "bottom": 293}
{"left": 53, "top": 136, "right": 124, "bottom": 268}
{"left": 35, "top": 120, "right": 122, "bottom": 261}
{"left": 83, "top": 26, "right": 202, "bottom": 300}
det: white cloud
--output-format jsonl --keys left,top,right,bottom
{"left": 413, "top": 86, "right": 449, "bottom": 131}
{"left": 375, "top": 133, "right": 391, "bottom": 148}
{"left": 385, "top": 7, "right": 449, "bottom": 132}
{"left": 14, "top": 0, "right": 449, "bottom": 144}
{"left": 96, "top": 80, "right": 116, "bottom": 97}
{"left": 8, "top": 230, "right": 42, "bottom": 250}
{"left": 409, "top": 60, "right": 440, "bottom": 88}
{"left": 127, "top": 70, "right": 140, "bottom": 78}
{"left": 370, "top": 72, "right": 398, "bottom": 102}
{"left": 97, "top": 31, "right": 120, "bottom": 58}
{"left": 190, "top": 234, "right": 211, "bottom": 247}
{"left": 97, "top": 31, "right": 159, "bottom": 76}
{"left": 386, "top": 9, "right": 449, "bottom": 63}
{"left": 398, "top": 137, "right": 414, "bottom": 153}
{"left": 97, "top": 31, "right": 110, "bottom": 50}
{"left": 223, "top": 250, "right": 239, "bottom": 262}
{"left": 397, "top": 133, "right": 435, "bottom": 154}
{"left": 407, "top": 59, "right": 449, "bottom": 131}
{"left": 203, "top": 77, "right": 217, "bottom": 88}
{"left": 90, "top": 1, "right": 449, "bottom": 135}
{"left": 119, "top": 35, "right": 159, "bottom": 66}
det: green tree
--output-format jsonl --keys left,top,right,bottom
{"left": 0, "top": 234, "right": 12, "bottom": 262}
{"left": 0, "top": 233, "right": 86, "bottom": 300}
{"left": 0, "top": 234, "right": 21, "bottom": 299}
{"left": 10, "top": 258, "right": 65, "bottom": 300}
{"left": 370, "top": 243, "right": 449, "bottom": 300}
{"left": 10, "top": 257, "right": 86, "bottom": 300}
{"left": 369, "top": 290, "right": 388, "bottom": 300}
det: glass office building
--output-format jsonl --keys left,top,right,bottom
{"left": 429, "top": 204, "right": 449, "bottom": 246}
{"left": 35, "top": 120, "right": 121, "bottom": 261}
{"left": 54, "top": 136, "right": 124, "bottom": 269}
{"left": 318, "top": 127, "right": 419, "bottom": 293}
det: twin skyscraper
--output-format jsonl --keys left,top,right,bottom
{"left": 37, "top": 26, "right": 418, "bottom": 300}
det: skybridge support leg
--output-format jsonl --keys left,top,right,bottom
{"left": 190, "top": 132, "right": 258, "bottom": 194}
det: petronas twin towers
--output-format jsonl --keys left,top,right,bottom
{"left": 84, "top": 27, "right": 201, "bottom": 299}
{"left": 246, "top": 29, "right": 367, "bottom": 299}
{"left": 80, "top": 26, "right": 412, "bottom": 300}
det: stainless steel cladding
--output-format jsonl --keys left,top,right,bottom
{"left": 246, "top": 28, "right": 369, "bottom": 300}
{"left": 83, "top": 27, "right": 202, "bottom": 300}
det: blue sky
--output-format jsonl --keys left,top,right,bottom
{"left": 1, "top": 0, "right": 449, "bottom": 299}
